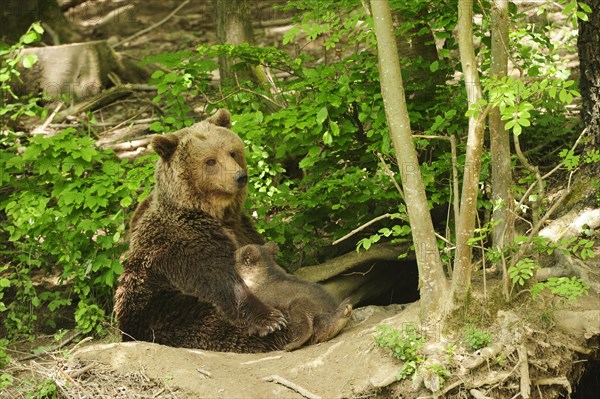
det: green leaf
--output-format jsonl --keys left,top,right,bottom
{"left": 0, "top": 278, "right": 10, "bottom": 288}
{"left": 330, "top": 121, "right": 340, "bottom": 136}
{"left": 513, "top": 123, "right": 522, "bottom": 136}
{"left": 580, "top": 2, "right": 592, "bottom": 13}
{"left": 151, "top": 70, "right": 165, "bottom": 79}
{"left": 80, "top": 147, "right": 96, "bottom": 162}
{"left": 316, "top": 106, "right": 328, "bottom": 125}
{"left": 430, "top": 60, "right": 439, "bottom": 72}
{"left": 21, "top": 54, "right": 38, "bottom": 69}
{"left": 21, "top": 30, "right": 38, "bottom": 44}
{"left": 31, "top": 22, "right": 44, "bottom": 34}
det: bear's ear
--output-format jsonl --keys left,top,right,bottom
{"left": 240, "top": 244, "right": 261, "bottom": 266}
{"left": 206, "top": 109, "right": 231, "bottom": 128}
{"left": 152, "top": 134, "right": 179, "bottom": 161}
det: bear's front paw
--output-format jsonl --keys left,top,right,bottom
{"left": 247, "top": 307, "right": 287, "bottom": 336}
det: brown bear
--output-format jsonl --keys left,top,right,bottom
{"left": 114, "top": 109, "right": 292, "bottom": 352}
{"left": 235, "top": 242, "right": 353, "bottom": 350}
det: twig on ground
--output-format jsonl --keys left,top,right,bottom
{"left": 32, "top": 102, "right": 64, "bottom": 136}
{"left": 68, "top": 336, "right": 93, "bottom": 355}
{"left": 51, "top": 118, "right": 159, "bottom": 129}
{"left": 196, "top": 368, "right": 212, "bottom": 378}
{"left": 70, "top": 361, "right": 98, "bottom": 378}
{"left": 462, "top": 342, "right": 506, "bottom": 371}
{"left": 332, "top": 213, "right": 396, "bottom": 245}
{"left": 113, "top": 0, "right": 191, "bottom": 48}
{"left": 18, "top": 331, "right": 82, "bottom": 361}
{"left": 240, "top": 355, "right": 282, "bottom": 365}
{"left": 517, "top": 345, "right": 531, "bottom": 399}
{"left": 263, "top": 375, "right": 321, "bottom": 399}
{"left": 107, "top": 137, "right": 154, "bottom": 152}
{"left": 534, "top": 376, "right": 572, "bottom": 395}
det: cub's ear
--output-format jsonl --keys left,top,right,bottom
{"left": 206, "top": 109, "right": 231, "bottom": 128}
{"left": 152, "top": 134, "right": 179, "bottom": 161}
{"left": 240, "top": 244, "right": 261, "bottom": 266}
{"left": 265, "top": 241, "right": 279, "bottom": 257}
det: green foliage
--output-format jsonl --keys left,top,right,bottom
{"left": 0, "top": 23, "right": 45, "bottom": 127}
{"left": 0, "top": 129, "right": 155, "bottom": 336}
{"left": 463, "top": 326, "right": 493, "bottom": 351}
{"left": 374, "top": 324, "right": 425, "bottom": 380}
{"left": 508, "top": 257, "right": 539, "bottom": 287}
{"left": 532, "top": 276, "right": 589, "bottom": 301}
{"left": 145, "top": 1, "right": 465, "bottom": 265}
{"left": 0, "top": 339, "right": 11, "bottom": 368}
{"left": 143, "top": 50, "right": 216, "bottom": 132}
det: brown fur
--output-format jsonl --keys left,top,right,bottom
{"left": 236, "top": 242, "right": 353, "bottom": 351}
{"left": 115, "top": 109, "right": 290, "bottom": 352}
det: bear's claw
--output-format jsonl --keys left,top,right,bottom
{"left": 247, "top": 308, "right": 287, "bottom": 336}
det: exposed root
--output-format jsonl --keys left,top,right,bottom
{"left": 517, "top": 344, "right": 531, "bottom": 398}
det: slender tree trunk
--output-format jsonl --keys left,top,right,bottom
{"left": 370, "top": 0, "right": 449, "bottom": 321}
{"left": 489, "top": 0, "right": 514, "bottom": 269}
{"left": 578, "top": 0, "right": 600, "bottom": 148}
{"left": 214, "top": 0, "right": 255, "bottom": 88}
{"left": 452, "top": 0, "right": 485, "bottom": 303}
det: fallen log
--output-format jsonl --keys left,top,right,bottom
{"left": 17, "top": 41, "right": 149, "bottom": 100}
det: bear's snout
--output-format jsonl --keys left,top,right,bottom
{"left": 235, "top": 171, "right": 248, "bottom": 188}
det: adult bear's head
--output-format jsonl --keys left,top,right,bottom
{"left": 152, "top": 109, "right": 249, "bottom": 220}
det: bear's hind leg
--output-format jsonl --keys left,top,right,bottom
{"left": 283, "top": 299, "right": 315, "bottom": 351}
{"left": 310, "top": 298, "right": 353, "bottom": 345}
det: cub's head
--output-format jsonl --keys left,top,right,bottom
{"left": 152, "top": 109, "right": 248, "bottom": 219}
{"left": 235, "top": 242, "right": 281, "bottom": 288}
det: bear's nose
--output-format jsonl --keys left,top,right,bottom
{"left": 235, "top": 171, "right": 248, "bottom": 188}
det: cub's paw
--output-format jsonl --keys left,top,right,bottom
{"left": 246, "top": 307, "right": 287, "bottom": 336}
{"left": 338, "top": 298, "right": 353, "bottom": 319}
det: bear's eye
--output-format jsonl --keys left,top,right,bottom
{"left": 206, "top": 159, "right": 217, "bottom": 166}
{"left": 229, "top": 151, "right": 236, "bottom": 158}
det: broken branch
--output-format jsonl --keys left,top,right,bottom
{"left": 263, "top": 375, "right": 321, "bottom": 399}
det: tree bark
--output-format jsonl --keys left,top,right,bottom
{"left": 214, "top": 0, "right": 255, "bottom": 88}
{"left": 0, "top": 0, "right": 76, "bottom": 43}
{"left": 489, "top": 0, "right": 514, "bottom": 267}
{"left": 452, "top": 0, "right": 485, "bottom": 303}
{"left": 578, "top": 0, "right": 600, "bottom": 148}
{"left": 370, "top": 0, "right": 449, "bottom": 321}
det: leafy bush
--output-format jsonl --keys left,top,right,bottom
{"left": 464, "top": 326, "right": 493, "bottom": 351}
{"left": 508, "top": 258, "right": 539, "bottom": 287}
{"left": 0, "top": 130, "right": 155, "bottom": 336}
{"left": 0, "top": 23, "right": 45, "bottom": 127}
{"left": 374, "top": 324, "right": 426, "bottom": 379}
{"left": 532, "top": 277, "right": 589, "bottom": 301}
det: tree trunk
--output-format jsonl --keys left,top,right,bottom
{"left": 392, "top": 8, "right": 444, "bottom": 100}
{"left": 578, "top": 0, "right": 600, "bottom": 148}
{"left": 0, "top": 0, "right": 76, "bottom": 44}
{"left": 370, "top": 0, "right": 449, "bottom": 322}
{"left": 451, "top": 0, "right": 486, "bottom": 304}
{"left": 489, "top": 0, "right": 514, "bottom": 268}
{"left": 214, "top": 0, "right": 255, "bottom": 88}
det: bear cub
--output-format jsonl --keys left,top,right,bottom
{"left": 236, "top": 242, "right": 352, "bottom": 350}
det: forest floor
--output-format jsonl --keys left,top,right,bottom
{"left": 3, "top": 0, "right": 600, "bottom": 398}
